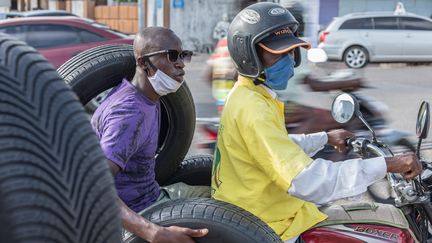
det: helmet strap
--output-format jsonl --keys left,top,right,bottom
{"left": 253, "top": 73, "right": 266, "bottom": 86}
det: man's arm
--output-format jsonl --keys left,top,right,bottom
{"left": 288, "top": 154, "right": 421, "bottom": 205}
{"left": 289, "top": 129, "right": 354, "bottom": 157}
{"left": 288, "top": 156, "right": 386, "bottom": 205}
{"left": 288, "top": 132, "right": 327, "bottom": 157}
{"left": 108, "top": 160, "right": 208, "bottom": 242}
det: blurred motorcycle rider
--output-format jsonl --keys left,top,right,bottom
{"left": 211, "top": 2, "right": 422, "bottom": 242}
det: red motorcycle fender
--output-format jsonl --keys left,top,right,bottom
{"left": 301, "top": 224, "right": 415, "bottom": 243}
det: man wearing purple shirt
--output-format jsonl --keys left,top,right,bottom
{"left": 91, "top": 27, "right": 209, "bottom": 243}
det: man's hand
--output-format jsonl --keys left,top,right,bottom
{"left": 152, "top": 226, "right": 209, "bottom": 243}
{"left": 385, "top": 153, "right": 422, "bottom": 180}
{"left": 118, "top": 197, "right": 208, "bottom": 243}
{"left": 326, "top": 129, "right": 354, "bottom": 153}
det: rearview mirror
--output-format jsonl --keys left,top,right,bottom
{"left": 331, "top": 93, "right": 357, "bottom": 124}
{"left": 416, "top": 101, "right": 430, "bottom": 139}
{"left": 307, "top": 48, "right": 328, "bottom": 63}
{"left": 331, "top": 93, "right": 377, "bottom": 141}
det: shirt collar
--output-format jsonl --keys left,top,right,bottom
{"left": 237, "top": 75, "right": 277, "bottom": 100}
{"left": 260, "top": 84, "right": 277, "bottom": 99}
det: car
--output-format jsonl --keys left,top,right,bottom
{"left": 318, "top": 11, "right": 432, "bottom": 68}
{"left": 0, "top": 16, "right": 133, "bottom": 68}
{"left": 0, "top": 10, "right": 78, "bottom": 19}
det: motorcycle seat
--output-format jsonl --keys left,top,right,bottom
{"left": 316, "top": 202, "right": 409, "bottom": 229}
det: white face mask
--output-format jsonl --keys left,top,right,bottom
{"left": 148, "top": 69, "right": 183, "bottom": 96}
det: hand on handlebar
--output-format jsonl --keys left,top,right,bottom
{"left": 326, "top": 129, "right": 355, "bottom": 153}
{"left": 385, "top": 153, "right": 422, "bottom": 180}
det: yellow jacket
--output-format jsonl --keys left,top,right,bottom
{"left": 211, "top": 75, "right": 327, "bottom": 240}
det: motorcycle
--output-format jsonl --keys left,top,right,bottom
{"left": 197, "top": 66, "right": 415, "bottom": 156}
{"left": 299, "top": 93, "right": 431, "bottom": 242}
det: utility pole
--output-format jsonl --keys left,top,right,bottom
{"left": 138, "top": 0, "right": 144, "bottom": 30}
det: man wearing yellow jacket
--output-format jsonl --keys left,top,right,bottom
{"left": 211, "top": 2, "right": 422, "bottom": 242}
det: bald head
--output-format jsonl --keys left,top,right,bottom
{"left": 133, "top": 27, "right": 182, "bottom": 59}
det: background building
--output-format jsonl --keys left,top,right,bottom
{"left": 1, "top": 0, "right": 431, "bottom": 52}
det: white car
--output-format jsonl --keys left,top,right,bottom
{"left": 318, "top": 12, "right": 432, "bottom": 68}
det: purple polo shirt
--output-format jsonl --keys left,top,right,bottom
{"left": 91, "top": 79, "right": 161, "bottom": 212}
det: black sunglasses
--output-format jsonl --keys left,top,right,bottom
{"left": 143, "top": 49, "right": 193, "bottom": 63}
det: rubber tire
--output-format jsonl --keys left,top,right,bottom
{"left": 343, "top": 45, "right": 369, "bottom": 69}
{"left": 163, "top": 155, "right": 213, "bottom": 186}
{"left": 57, "top": 44, "right": 196, "bottom": 185}
{"left": 0, "top": 189, "right": 14, "bottom": 242}
{"left": 0, "top": 34, "right": 121, "bottom": 242}
{"left": 125, "top": 198, "right": 283, "bottom": 243}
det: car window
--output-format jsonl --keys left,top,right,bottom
{"left": 339, "top": 18, "right": 373, "bottom": 30}
{"left": 91, "top": 22, "right": 128, "bottom": 37}
{"left": 25, "top": 24, "right": 81, "bottom": 49}
{"left": 373, "top": 17, "right": 399, "bottom": 30}
{"left": 0, "top": 25, "right": 27, "bottom": 41}
{"left": 77, "top": 29, "right": 107, "bottom": 43}
{"left": 400, "top": 17, "right": 432, "bottom": 31}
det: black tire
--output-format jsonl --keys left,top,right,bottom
{"left": 125, "top": 198, "right": 283, "bottom": 243}
{"left": 343, "top": 45, "right": 369, "bottom": 69}
{"left": 0, "top": 34, "right": 121, "bottom": 242}
{"left": 57, "top": 44, "right": 196, "bottom": 184}
{"left": 0, "top": 189, "right": 14, "bottom": 242}
{"left": 163, "top": 155, "right": 213, "bottom": 186}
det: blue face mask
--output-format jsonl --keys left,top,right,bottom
{"left": 263, "top": 54, "right": 295, "bottom": 90}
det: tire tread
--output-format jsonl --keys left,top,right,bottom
{"left": 0, "top": 34, "right": 121, "bottom": 242}
{"left": 142, "top": 198, "right": 282, "bottom": 243}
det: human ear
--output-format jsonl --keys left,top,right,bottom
{"left": 137, "top": 56, "right": 147, "bottom": 68}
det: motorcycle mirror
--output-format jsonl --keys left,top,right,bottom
{"left": 331, "top": 93, "right": 357, "bottom": 124}
{"left": 331, "top": 93, "right": 378, "bottom": 141}
{"left": 307, "top": 48, "right": 328, "bottom": 63}
{"left": 416, "top": 101, "right": 430, "bottom": 139}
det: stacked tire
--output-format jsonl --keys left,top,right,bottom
{"left": 0, "top": 34, "right": 121, "bottom": 242}
{"left": 125, "top": 198, "right": 283, "bottom": 243}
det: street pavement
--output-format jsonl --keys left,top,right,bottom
{"left": 185, "top": 53, "right": 432, "bottom": 158}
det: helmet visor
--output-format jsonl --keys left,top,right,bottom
{"left": 258, "top": 27, "right": 311, "bottom": 54}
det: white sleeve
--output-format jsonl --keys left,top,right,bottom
{"left": 288, "top": 156, "right": 387, "bottom": 205}
{"left": 288, "top": 132, "right": 328, "bottom": 157}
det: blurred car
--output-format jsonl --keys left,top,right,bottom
{"left": 318, "top": 12, "right": 432, "bottom": 68}
{"left": 0, "top": 16, "right": 133, "bottom": 68}
{"left": 0, "top": 10, "right": 78, "bottom": 19}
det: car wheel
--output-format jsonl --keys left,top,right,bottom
{"left": 163, "top": 155, "right": 213, "bottom": 186}
{"left": 343, "top": 46, "right": 368, "bottom": 69}
{"left": 124, "top": 198, "right": 283, "bottom": 243}
{"left": 57, "top": 44, "right": 196, "bottom": 185}
{"left": 0, "top": 34, "right": 121, "bottom": 242}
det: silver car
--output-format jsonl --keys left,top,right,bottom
{"left": 318, "top": 12, "right": 432, "bottom": 68}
